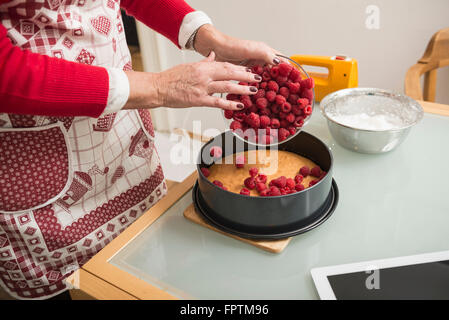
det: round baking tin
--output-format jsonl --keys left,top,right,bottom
{"left": 192, "top": 179, "right": 339, "bottom": 239}
{"left": 197, "top": 130, "right": 336, "bottom": 236}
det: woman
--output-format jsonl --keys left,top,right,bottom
{"left": 0, "top": 0, "right": 280, "bottom": 299}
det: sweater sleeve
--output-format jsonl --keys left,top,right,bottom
{"left": 0, "top": 24, "right": 109, "bottom": 118}
{"left": 120, "top": 0, "right": 195, "bottom": 48}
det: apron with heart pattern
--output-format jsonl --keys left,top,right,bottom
{"left": 0, "top": 0, "right": 166, "bottom": 299}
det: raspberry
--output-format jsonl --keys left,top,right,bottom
{"left": 255, "top": 174, "right": 267, "bottom": 184}
{"left": 266, "top": 90, "right": 276, "bottom": 102}
{"left": 244, "top": 177, "right": 256, "bottom": 190}
{"left": 270, "top": 104, "right": 280, "bottom": 114}
{"left": 295, "top": 184, "right": 305, "bottom": 192}
{"left": 309, "top": 179, "right": 319, "bottom": 187}
{"left": 275, "top": 95, "right": 286, "bottom": 106}
{"left": 240, "top": 188, "right": 251, "bottom": 196}
{"left": 262, "top": 71, "right": 271, "bottom": 81}
{"left": 256, "top": 97, "right": 268, "bottom": 109}
{"left": 233, "top": 111, "right": 246, "bottom": 122}
{"left": 270, "top": 118, "right": 280, "bottom": 129}
{"left": 287, "top": 81, "right": 300, "bottom": 94}
{"left": 280, "top": 187, "right": 292, "bottom": 195}
{"left": 253, "top": 89, "right": 266, "bottom": 100}
{"left": 310, "top": 166, "right": 321, "bottom": 177}
{"left": 252, "top": 65, "right": 263, "bottom": 75}
{"left": 221, "top": 186, "right": 228, "bottom": 191}
{"left": 256, "top": 182, "right": 267, "bottom": 193}
{"left": 259, "top": 107, "right": 271, "bottom": 116}
{"left": 272, "top": 176, "right": 287, "bottom": 188}
{"left": 300, "top": 77, "right": 315, "bottom": 90}
{"left": 239, "top": 82, "right": 248, "bottom": 86}
{"left": 286, "top": 113, "right": 295, "bottom": 124}
{"left": 200, "top": 167, "right": 210, "bottom": 177}
{"left": 210, "top": 146, "right": 222, "bottom": 158}
{"left": 279, "top": 87, "right": 290, "bottom": 98}
{"left": 301, "top": 88, "right": 314, "bottom": 104}
{"left": 289, "top": 67, "right": 301, "bottom": 82}
{"left": 267, "top": 80, "right": 279, "bottom": 92}
{"left": 278, "top": 62, "right": 293, "bottom": 77}
{"left": 236, "top": 155, "right": 245, "bottom": 168}
{"left": 286, "top": 178, "right": 296, "bottom": 189}
{"left": 260, "top": 189, "right": 269, "bottom": 197}
{"left": 294, "top": 116, "right": 305, "bottom": 128}
{"left": 268, "top": 186, "right": 281, "bottom": 196}
{"left": 246, "top": 112, "right": 260, "bottom": 128}
{"left": 260, "top": 115, "right": 271, "bottom": 128}
{"left": 279, "top": 119, "right": 289, "bottom": 128}
{"left": 288, "top": 126, "right": 296, "bottom": 135}
{"left": 304, "top": 105, "right": 313, "bottom": 116}
{"left": 294, "top": 174, "right": 304, "bottom": 184}
{"left": 250, "top": 82, "right": 259, "bottom": 89}
{"left": 279, "top": 128, "right": 290, "bottom": 141}
{"left": 224, "top": 110, "right": 234, "bottom": 119}
{"left": 248, "top": 105, "right": 258, "bottom": 114}
{"left": 241, "top": 95, "right": 253, "bottom": 108}
{"left": 276, "top": 75, "right": 288, "bottom": 86}
{"left": 281, "top": 102, "right": 292, "bottom": 113}
{"left": 249, "top": 167, "right": 259, "bottom": 177}
{"left": 319, "top": 171, "right": 327, "bottom": 180}
{"left": 213, "top": 180, "right": 223, "bottom": 187}
{"left": 288, "top": 94, "right": 300, "bottom": 105}
{"left": 292, "top": 105, "right": 302, "bottom": 116}
{"left": 297, "top": 98, "right": 309, "bottom": 109}
{"left": 299, "top": 166, "right": 310, "bottom": 177}
{"left": 230, "top": 120, "right": 243, "bottom": 131}
{"left": 270, "top": 66, "right": 279, "bottom": 78}
{"left": 260, "top": 81, "right": 267, "bottom": 89}
{"left": 226, "top": 94, "right": 239, "bottom": 101}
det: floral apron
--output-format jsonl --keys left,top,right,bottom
{"left": 0, "top": 0, "right": 166, "bottom": 299}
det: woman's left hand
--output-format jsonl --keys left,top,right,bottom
{"left": 194, "top": 24, "right": 282, "bottom": 67}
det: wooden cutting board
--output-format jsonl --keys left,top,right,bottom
{"left": 183, "top": 203, "right": 291, "bottom": 253}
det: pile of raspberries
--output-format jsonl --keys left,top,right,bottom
{"left": 200, "top": 154, "right": 326, "bottom": 197}
{"left": 224, "top": 62, "right": 315, "bottom": 144}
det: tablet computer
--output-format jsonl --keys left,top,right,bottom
{"left": 311, "top": 250, "right": 449, "bottom": 300}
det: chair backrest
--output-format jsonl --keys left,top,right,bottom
{"left": 405, "top": 28, "right": 449, "bottom": 102}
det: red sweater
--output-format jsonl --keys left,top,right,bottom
{"left": 0, "top": 0, "right": 194, "bottom": 118}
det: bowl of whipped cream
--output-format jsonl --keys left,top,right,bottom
{"left": 320, "top": 88, "right": 423, "bottom": 153}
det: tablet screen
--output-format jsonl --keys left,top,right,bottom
{"left": 327, "top": 260, "right": 449, "bottom": 299}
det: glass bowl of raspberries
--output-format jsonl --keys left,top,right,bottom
{"left": 223, "top": 55, "right": 315, "bottom": 146}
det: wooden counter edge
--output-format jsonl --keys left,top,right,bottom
{"left": 66, "top": 269, "right": 137, "bottom": 300}
{"left": 81, "top": 172, "right": 197, "bottom": 300}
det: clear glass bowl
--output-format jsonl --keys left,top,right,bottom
{"left": 222, "top": 54, "right": 315, "bottom": 147}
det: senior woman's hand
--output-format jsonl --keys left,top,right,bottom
{"left": 193, "top": 24, "right": 282, "bottom": 67}
{"left": 124, "top": 51, "right": 261, "bottom": 111}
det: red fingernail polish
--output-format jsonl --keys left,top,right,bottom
{"left": 254, "top": 75, "right": 262, "bottom": 81}
{"left": 250, "top": 86, "right": 257, "bottom": 92}
{"left": 237, "top": 103, "right": 244, "bottom": 109}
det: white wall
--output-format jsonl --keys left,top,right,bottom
{"left": 138, "top": 0, "right": 449, "bottom": 132}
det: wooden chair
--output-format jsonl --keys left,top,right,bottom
{"left": 405, "top": 28, "right": 449, "bottom": 102}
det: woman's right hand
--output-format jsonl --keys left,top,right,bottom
{"left": 124, "top": 52, "right": 261, "bottom": 111}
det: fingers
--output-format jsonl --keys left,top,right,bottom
{"left": 212, "top": 62, "right": 262, "bottom": 82}
{"left": 200, "top": 95, "right": 245, "bottom": 111}
{"left": 207, "top": 81, "right": 257, "bottom": 95}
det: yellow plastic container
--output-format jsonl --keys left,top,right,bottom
{"left": 289, "top": 55, "right": 358, "bottom": 102}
